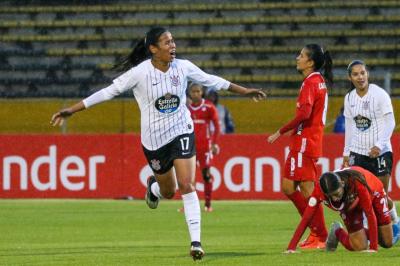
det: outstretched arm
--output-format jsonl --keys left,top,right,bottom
{"left": 50, "top": 101, "right": 86, "bottom": 126}
{"left": 50, "top": 83, "right": 121, "bottom": 127}
{"left": 227, "top": 83, "right": 266, "bottom": 102}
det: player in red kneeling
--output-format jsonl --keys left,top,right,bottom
{"left": 286, "top": 166, "right": 393, "bottom": 253}
{"left": 185, "top": 83, "right": 220, "bottom": 212}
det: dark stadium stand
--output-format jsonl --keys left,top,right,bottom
{"left": 0, "top": 0, "right": 399, "bottom": 97}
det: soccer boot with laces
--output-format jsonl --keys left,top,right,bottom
{"left": 145, "top": 176, "right": 159, "bottom": 209}
{"left": 190, "top": 241, "right": 204, "bottom": 260}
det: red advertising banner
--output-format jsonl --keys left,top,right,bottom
{"left": 1, "top": 134, "right": 399, "bottom": 199}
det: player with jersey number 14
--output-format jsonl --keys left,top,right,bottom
{"left": 343, "top": 60, "right": 400, "bottom": 244}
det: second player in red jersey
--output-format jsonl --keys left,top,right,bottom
{"left": 188, "top": 83, "right": 220, "bottom": 212}
{"left": 286, "top": 166, "right": 393, "bottom": 253}
{"left": 268, "top": 44, "right": 333, "bottom": 249}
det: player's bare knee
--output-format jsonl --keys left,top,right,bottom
{"left": 178, "top": 183, "right": 196, "bottom": 194}
{"left": 162, "top": 190, "right": 175, "bottom": 199}
{"left": 351, "top": 242, "right": 368, "bottom": 251}
{"left": 281, "top": 185, "right": 294, "bottom": 196}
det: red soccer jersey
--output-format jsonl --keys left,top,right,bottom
{"left": 288, "top": 72, "right": 328, "bottom": 158}
{"left": 287, "top": 166, "right": 382, "bottom": 251}
{"left": 188, "top": 99, "right": 220, "bottom": 151}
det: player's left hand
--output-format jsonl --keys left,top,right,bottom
{"left": 368, "top": 146, "right": 380, "bottom": 158}
{"left": 245, "top": 88, "right": 266, "bottom": 102}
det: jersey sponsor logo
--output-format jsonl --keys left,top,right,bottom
{"left": 150, "top": 159, "right": 161, "bottom": 171}
{"left": 353, "top": 114, "right": 371, "bottom": 131}
{"left": 170, "top": 75, "right": 181, "bottom": 87}
{"left": 155, "top": 93, "right": 180, "bottom": 114}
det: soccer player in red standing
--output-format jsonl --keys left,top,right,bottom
{"left": 188, "top": 83, "right": 220, "bottom": 212}
{"left": 268, "top": 44, "right": 333, "bottom": 249}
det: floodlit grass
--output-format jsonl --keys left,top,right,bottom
{"left": 0, "top": 200, "right": 399, "bottom": 265}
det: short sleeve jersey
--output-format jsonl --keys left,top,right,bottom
{"left": 188, "top": 99, "right": 219, "bottom": 151}
{"left": 112, "top": 59, "right": 230, "bottom": 150}
{"left": 344, "top": 84, "right": 394, "bottom": 155}
{"left": 290, "top": 72, "right": 328, "bottom": 158}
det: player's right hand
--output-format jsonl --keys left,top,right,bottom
{"left": 50, "top": 109, "right": 72, "bottom": 127}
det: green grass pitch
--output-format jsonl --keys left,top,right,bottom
{"left": 1, "top": 200, "right": 399, "bottom": 265}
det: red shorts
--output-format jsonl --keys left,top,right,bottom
{"left": 284, "top": 151, "right": 318, "bottom": 181}
{"left": 341, "top": 190, "right": 391, "bottom": 233}
{"left": 196, "top": 148, "right": 213, "bottom": 169}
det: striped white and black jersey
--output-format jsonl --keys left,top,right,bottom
{"left": 343, "top": 83, "right": 394, "bottom": 156}
{"left": 84, "top": 59, "right": 230, "bottom": 150}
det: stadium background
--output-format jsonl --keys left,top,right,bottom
{"left": 1, "top": 0, "right": 400, "bottom": 199}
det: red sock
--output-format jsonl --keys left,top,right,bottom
{"left": 287, "top": 191, "right": 307, "bottom": 216}
{"left": 336, "top": 228, "right": 354, "bottom": 251}
{"left": 308, "top": 201, "right": 328, "bottom": 241}
{"left": 204, "top": 181, "right": 212, "bottom": 208}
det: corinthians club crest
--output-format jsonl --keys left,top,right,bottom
{"left": 150, "top": 159, "right": 161, "bottom": 171}
{"left": 170, "top": 75, "right": 180, "bottom": 87}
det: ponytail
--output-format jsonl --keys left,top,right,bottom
{"left": 114, "top": 26, "right": 168, "bottom": 72}
{"left": 322, "top": 50, "right": 333, "bottom": 89}
{"left": 114, "top": 38, "right": 148, "bottom": 71}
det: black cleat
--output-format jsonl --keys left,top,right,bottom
{"left": 145, "top": 176, "right": 159, "bottom": 209}
{"left": 190, "top": 242, "right": 204, "bottom": 260}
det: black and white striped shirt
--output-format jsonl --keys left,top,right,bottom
{"left": 84, "top": 59, "right": 230, "bottom": 150}
{"left": 343, "top": 84, "right": 394, "bottom": 156}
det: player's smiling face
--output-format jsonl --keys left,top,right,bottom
{"left": 348, "top": 64, "right": 369, "bottom": 91}
{"left": 150, "top": 32, "right": 176, "bottom": 64}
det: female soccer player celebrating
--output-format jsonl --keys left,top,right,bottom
{"left": 50, "top": 27, "right": 265, "bottom": 260}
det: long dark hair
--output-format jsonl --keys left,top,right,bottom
{"left": 334, "top": 169, "right": 372, "bottom": 207}
{"left": 347, "top": 59, "right": 367, "bottom": 91}
{"left": 114, "top": 27, "right": 168, "bottom": 71}
{"left": 304, "top": 44, "right": 333, "bottom": 89}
